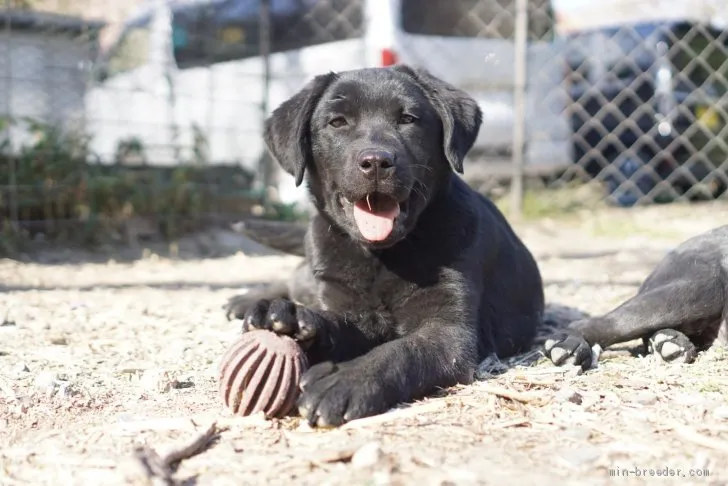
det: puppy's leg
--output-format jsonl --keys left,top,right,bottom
{"left": 296, "top": 322, "right": 475, "bottom": 427}
{"left": 233, "top": 295, "right": 382, "bottom": 365}
{"left": 238, "top": 295, "right": 475, "bottom": 426}
{"left": 545, "top": 277, "right": 724, "bottom": 368}
{"left": 224, "top": 261, "right": 314, "bottom": 321}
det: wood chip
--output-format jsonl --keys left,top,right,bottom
{"left": 341, "top": 400, "right": 448, "bottom": 429}
{"left": 487, "top": 417, "right": 531, "bottom": 429}
{"left": 672, "top": 424, "right": 728, "bottom": 454}
{"left": 477, "top": 384, "right": 542, "bottom": 403}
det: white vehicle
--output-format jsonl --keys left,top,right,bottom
{"left": 86, "top": 0, "right": 572, "bottom": 207}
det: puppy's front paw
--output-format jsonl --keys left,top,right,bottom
{"left": 646, "top": 329, "right": 697, "bottom": 364}
{"left": 544, "top": 333, "right": 594, "bottom": 369}
{"left": 239, "top": 298, "right": 325, "bottom": 347}
{"left": 296, "top": 362, "right": 389, "bottom": 427}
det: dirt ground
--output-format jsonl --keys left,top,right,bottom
{"left": 2, "top": 201, "right": 728, "bottom": 486}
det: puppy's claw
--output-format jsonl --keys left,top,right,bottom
{"left": 544, "top": 334, "right": 593, "bottom": 369}
{"left": 272, "top": 319, "right": 293, "bottom": 333}
{"left": 297, "top": 403, "right": 310, "bottom": 420}
{"left": 315, "top": 416, "right": 337, "bottom": 429}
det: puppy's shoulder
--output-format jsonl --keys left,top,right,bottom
{"left": 448, "top": 178, "right": 509, "bottom": 235}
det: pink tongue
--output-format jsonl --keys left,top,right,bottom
{"left": 353, "top": 199, "right": 400, "bottom": 242}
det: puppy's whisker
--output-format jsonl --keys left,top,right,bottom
{"left": 409, "top": 164, "right": 434, "bottom": 173}
{"left": 410, "top": 178, "right": 431, "bottom": 202}
{"left": 412, "top": 188, "right": 428, "bottom": 203}
{"left": 389, "top": 181, "right": 429, "bottom": 205}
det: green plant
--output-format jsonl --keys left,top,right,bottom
{"left": 263, "top": 201, "right": 309, "bottom": 222}
{"left": 191, "top": 123, "right": 210, "bottom": 165}
{"left": 0, "top": 117, "right": 266, "bottom": 255}
{"left": 114, "top": 136, "right": 147, "bottom": 165}
{"left": 0, "top": 116, "right": 91, "bottom": 231}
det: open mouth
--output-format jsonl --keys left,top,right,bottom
{"left": 344, "top": 192, "right": 405, "bottom": 242}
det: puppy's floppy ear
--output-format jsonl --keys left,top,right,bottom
{"left": 392, "top": 65, "right": 482, "bottom": 174}
{"left": 263, "top": 72, "right": 338, "bottom": 186}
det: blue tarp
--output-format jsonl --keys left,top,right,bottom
{"left": 128, "top": 0, "right": 308, "bottom": 28}
{"left": 171, "top": 0, "right": 309, "bottom": 21}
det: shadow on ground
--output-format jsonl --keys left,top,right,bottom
{"left": 2, "top": 225, "right": 289, "bottom": 266}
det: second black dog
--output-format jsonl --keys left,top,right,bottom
{"left": 545, "top": 224, "right": 728, "bottom": 368}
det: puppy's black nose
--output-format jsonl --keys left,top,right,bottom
{"left": 357, "top": 149, "right": 395, "bottom": 180}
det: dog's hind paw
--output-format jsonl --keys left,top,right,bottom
{"left": 646, "top": 329, "right": 697, "bottom": 364}
{"left": 544, "top": 333, "right": 594, "bottom": 370}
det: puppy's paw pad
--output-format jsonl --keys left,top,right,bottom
{"left": 648, "top": 329, "right": 697, "bottom": 364}
{"left": 544, "top": 334, "right": 593, "bottom": 369}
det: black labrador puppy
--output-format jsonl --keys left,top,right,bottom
{"left": 545, "top": 224, "right": 728, "bottom": 368}
{"left": 225, "top": 65, "right": 544, "bottom": 427}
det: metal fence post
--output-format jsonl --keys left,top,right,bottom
{"left": 258, "top": 0, "right": 275, "bottom": 199}
{"left": 4, "top": 0, "right": 18, "bottom": 230}
{"left": 510, "top": 0, "right": 528, "bottom": 218}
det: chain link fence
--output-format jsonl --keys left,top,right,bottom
{"left": 542, "top": 3, "right": 728, "bottom": 210}
{"left": 1, "top": 0, "right": 727, "bottom": 251}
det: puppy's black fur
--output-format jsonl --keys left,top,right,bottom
{"left": 545, "top": 225, "right": 728, "bottom": 368}
{"left": 225, "top": 65, "right": 544, "bottom": 427}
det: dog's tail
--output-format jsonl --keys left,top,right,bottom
{"left": 231, "top": 219, "right": 307, "bottom": 257}
{"left": 537, "top": 303, "right": 590, "bottom": 345}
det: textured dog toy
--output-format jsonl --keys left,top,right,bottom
{"left": 219, "top": 329, "right": 308, "bottom": 418}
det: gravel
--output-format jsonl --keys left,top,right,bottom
{"left": 2, "top": 202, "right": 728, "bottom": 485}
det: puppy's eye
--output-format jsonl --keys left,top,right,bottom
{"left": 328, "top": 117, "right": 348, "bottom": 128}
{"left": 399, "top": 113, "right": 417, "bottom": 125}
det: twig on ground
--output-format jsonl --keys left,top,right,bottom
{"left": 672, "top": 423, "right": 728, "bottom": 454}
{"left": 556, "top": 420, "right": 661, "bottom": 455}
{"left": 312, "top": 445, "right": 361, "bottom": 464}
{"left": 116, "top": 417, "right": 200, "bottom": 435}
{"left": 511, "top": 367, "right": 579, "bottom": 377}
{"left": 476, "top": 384, "right": 541, "bottom": 403}
{"left": 510, "top": 375, "right": 558, "bottom": 387}
{"left": 0, "top": 374, "right": 16, "bottom": 400}
{"left": 585, "top": 421, "right": 659, "bottom": 454}
{"left": 133, "top": 422, "right": 221, "bottom": 486}
{"left": 341, "top": 400, "right": 448, "bottom": 429}
{"left": 114, "top": 413, "right": 263, "bottom": 436}
{"left": 486, "top": 417, "right": 531, "bottom": 429}
{"left": 1, "top": 308, "right": 15, "bottom": 327}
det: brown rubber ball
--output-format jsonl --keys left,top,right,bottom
{"left": 219, "top": 329, "right": 308, "bottom": 419}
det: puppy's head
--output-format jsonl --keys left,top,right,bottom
{"left": 263, "top": 65, "right": 482, "bottom": 249}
